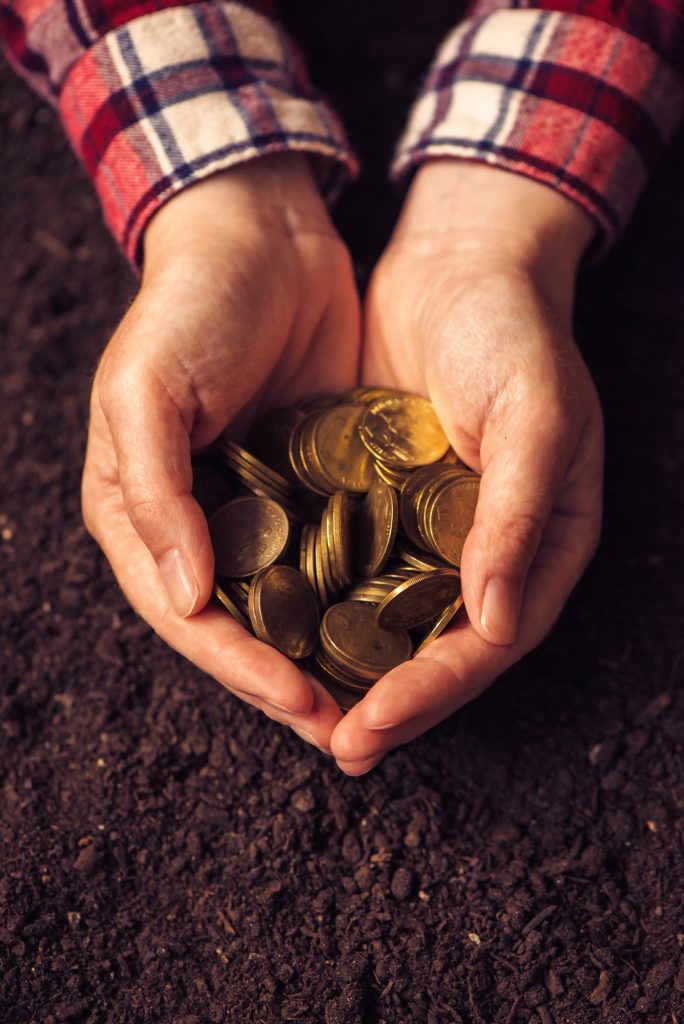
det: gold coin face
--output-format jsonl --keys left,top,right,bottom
{"left": 310, "top": 404, "right": 375, "bottom": 493}
{"left": 321, "top": 601, "right": 413, "bottom": 678}
{"left": 248, "top": 565, "right": 319, "bottom": 659}
{"left": 375, "top": 569, "right": 461, "bottom": 631}
{"left": 426, "top": 477, "right": 480, "bottom": 567}
{"left": 359, "top": 395, "right": 449, "bottom": 469}
{"left": 208, "top": 497, "right": 290, "bottom": 577}
{"left": 355, "top": 480, "right": 399, "bottom": 578}
{"left": 414, "top": 595, "right": 465, "bottom": 655}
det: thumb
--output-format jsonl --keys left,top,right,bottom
{"left": 461, "top": 411, "right": 571, "bottom": 646}
{"left": 99, "top": 361, "right": 215, "bottom": 618}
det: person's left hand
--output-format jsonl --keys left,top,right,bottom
{"left": 330, "top": 161, "right": 604, "bottom": 776}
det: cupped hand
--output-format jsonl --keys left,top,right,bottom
{"left": 82, "top": 154, "right": 360, "bottom": 751}
{"left": 331, "top": 162, "right": 604, "bottom": 775}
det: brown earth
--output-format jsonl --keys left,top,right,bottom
{"left": 2, "top": 4, "right": 684, "bottom": 1022}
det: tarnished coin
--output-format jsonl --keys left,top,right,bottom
{"left": 375, "top": 569, "right": 461, "bottom": 631}
{"left": 359, "top": 395, "right": 449, "bottom": 469}
{"left": 213, "top": 581, "right": 250, "bottom": 629}
{"left": 355, "top": 480, "right": 399, "bottom": 578}
{"left": 414, "top": 595, "right": 465, "bottom": 655}
{"left": 248, "top": 565, "right": 319, "bottom": 659}
{"left": 208, "top": 497, "right": 290, "bottom": 577}
{"left": 396, "top": 542, "right": 453, "bottom": 573}
{"left": 309, "top": 403, "right": 375, "bottom": 493}
{"left": 320, "top": 601, "right": 413, "bottom": 681}
{"left": 425, "top": 476, "right": 480, "bottom": 567}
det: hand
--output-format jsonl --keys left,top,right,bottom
{"left": 82, "top": 155, "right": 360, "bottom": 751}
{"left": 330, "top": 162, "right": 604, "bottom": 775}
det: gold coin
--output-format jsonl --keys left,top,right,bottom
{"left": 414, "top": 595, "right": 465, "bottom": 655}
{"left": 221, "top": 439, "right": 293, "bottom": 498}
{"left": 372, "top": 459, "right": 412, "bottom": 489}
{"left": 329, "top": 490, "right": 353, "bottom": 587}
{"left": 396, "top": 542, "right": 453, "bottom": 573}
{"left": 354, "top": 480, "right": 398, "bottom": 578}
{"left": 213, "top": 581, "right": 250, "bottom": 629}
{"left": 208, "top": 497, "right": 290, "bottom": 577}
{"left": 313, "top": 647, "right": 373, "bottom": 691}
{"left": 288, "top": 415, "right": 330, "bottom": 496}
{"left": 245, "top": 407, "right": 304, "bottom": 485}
{"left": 399, "top": 465, "right": 452, "bottom": 548}
{"left": 317, "top": 512, "right": 339, "bottom": 599}
{"left": 314, "top": 528, "right": 330, "bottom": 609}
{"left": 320, "top": 601, "right": 413, "bottom": 681}
{"left": 248, "top": 565, "right": 319, "bottom": 659}
{"left": 424, "top": 476, "right": 480, "bottom": 567}
{"left": 359, "top": 395, "right": 449, "bottom": 469}
{"left": 344, "top": 387, "right": 406, "bottom": 406}
{"left": 309, "top": 404, "right": 375, "bottom": 493}
{"left": 302, "top": 523, "right": 318, "bottom": 595}
{"left": 375, "top": 569, "right": 461, "bottom": 631}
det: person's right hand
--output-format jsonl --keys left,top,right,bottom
{"left": 82, "top": 154, "right": 359, "bottom": 753}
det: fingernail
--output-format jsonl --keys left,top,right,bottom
{"left": 158, "top": 548, "right": 199, "bottom": 618}
{"left": 481, "top": 577, "right": 518, "bottom": 644}
{"left": 335, "top": 755, "right": 383, "bottom": 776}
{"left": 290, "top": 726, "right": 332, "bottom": 755}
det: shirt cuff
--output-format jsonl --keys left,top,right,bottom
{"left": 58, "top": 1, "right": 358, "bottom": 268}
{"left": 391, "top": 9, "right": 684, "bottom": 253}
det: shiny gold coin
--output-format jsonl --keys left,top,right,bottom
{"left": 396, "top": 543, "right": 453, "bottom": 573}
{"left": 302, "top": 523, "right": 318, "bottom": 595}
{"left": 245, "top": 407, "right": 305, "bottom": 485}
{"left": 424, "top": 476, "right": 480, "bottom": 568}
{"left": 220, "top": 439, "right": 293, "bottom": 497}
{"left": 213, "top": 581, "right": 250, "bottom": 629}
{"left": 314, "top": 528, "right": 330, "bottom": 609}
{"left": 354, "top": 480, "right": 398, "bottom": 578}
{"left": 399, "top": 464, "right": 452, "bottom": 548}
{"left": 308, "top": 404, "right": 375, "bottom": 493}
{"left": 227, "top": 462, "right": 302, "bottom": 522}
{"left": 248, "top": 565, "right": 319, "bottom": 659}
{"left": 288, "top": 415, "right": 330, "bottom": 496}
{"left": 373, "top": 459, "right": 412, "bottom": 490}
{"left": 318, "top": 511, "right": 339, "bottom": 599}
{"left": 344, "top": 387, "right": 406, "bottom": 406}
{"left": 329, "top": 491, "right": 353, "bottom": 587}
{"left": 375, "top": 569, "right": 461, "bottom": 631}
{"left": 414, "top": 469, "right": 473, "bottom": 551}
{"left": 320, "top": 601, "right": 413, "bottom": 682}
{"left": 413, "top": 595, "right": 465, "bottom": 655}
{"left": 359, "top": 395, "right": 449, "bottom": 469}
{"left": 208, "top": 497, "right": 290, "bottom": 578}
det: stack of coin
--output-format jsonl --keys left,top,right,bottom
{"left": 195, "top": 388, "right": 480, "bottom": 712}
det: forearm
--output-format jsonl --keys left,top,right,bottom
{"left": 393, "top": 0, "right": 684, "bottom": 254}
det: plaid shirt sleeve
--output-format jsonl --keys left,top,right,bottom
{"left": 392, "top": 0, "right": 684, "bottom": 251}
{"left": 0, "top": 0, "right": 357, "bottom": 267}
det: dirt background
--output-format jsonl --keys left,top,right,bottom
{"left": 2, "top": 3, "right": 684, "bottom": 1022}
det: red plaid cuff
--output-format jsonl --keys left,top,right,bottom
{"left": 56, "top": 1, "right": 357, "bottom": 267}
{"left": 392, "top": 9, "right": 684, "bottom": 252}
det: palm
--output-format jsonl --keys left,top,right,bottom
{"left": 329, "top": 246, "right": 603, "bottom": 770}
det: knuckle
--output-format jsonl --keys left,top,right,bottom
{"left": 125, "top": 493, "right": 165, "bottom": 535}
{"left": 497, "top": 510, "right": 546, "bottom": 568}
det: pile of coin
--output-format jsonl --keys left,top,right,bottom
{"left": 194, "top": 389, "right": 480, "bottom": 712}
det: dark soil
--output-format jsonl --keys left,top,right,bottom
{"left": 2, "top": 4, "right": 684, "bottom": 1022}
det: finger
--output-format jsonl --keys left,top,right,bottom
{"left": 96, "top": 357, "right": 213, "bottom": 620}
{"left": 331, "top": 492, "right": 602, "bottom": 763}
{"left": 83, "top": 430, "right": 342, "bottom": 742}
{"left": 461, "top": 406, "right": 573, "bottom": 646}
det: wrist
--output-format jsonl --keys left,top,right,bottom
{"left": 142, "top": 153, "right": 335, "bottom": 279}
{"left": 393, "top": 161, "right": 594, "bottom": 316}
